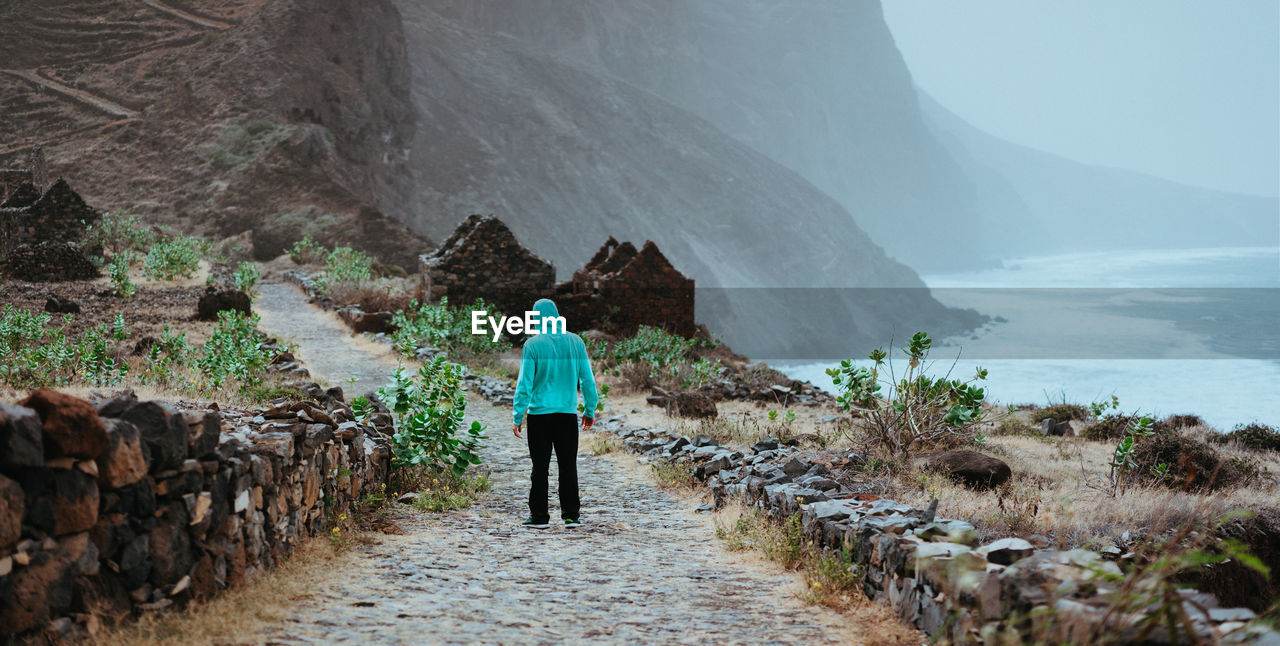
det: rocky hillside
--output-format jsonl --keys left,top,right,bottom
{"left": 1, "top": 0, "right": 984, "bottom": 357}
{"left": 419, "top": 0, "right": 1277, "bottom": 271}
{"left": 0, "top": 0, "right": 430, "bottom": 267}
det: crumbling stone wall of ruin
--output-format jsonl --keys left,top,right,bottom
{"left": 555, "top": 237, "right": 696, "bottom": 337}
{"left": 417, "top": 215, "right": 555, "bottom": 315}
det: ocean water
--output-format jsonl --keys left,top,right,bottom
{"left": 778, "top": 247, "right": 1280, "bottom": 429}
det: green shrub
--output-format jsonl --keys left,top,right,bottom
{"left": 610, "top": 325, "right": 713, "bottom": 387}
{"left": 1082, "top": 415, "right": 1142, "bottom": 441}
{"left": 108, "top": 252, "right": 136, "bottom": 298}
{"left": 1030, "top": 403, "right": 1089, "bottom": 423}
{"left": 142, "top": 233, "right": 205, "bottom": 281}
{"left": 288, "top": 236, "right": 326, "bottom": 265}
{"left": 1215, "top": 423, "right": 1280, "bottom": 452}
{"left": 379, "top": 356, "right": 486, "bottom": 477}
{"left": 195, "top": 311, "right": 274, "bottom": 389}
{"left": 390, "top": 297, "right": 510, "bottom": 357}
{"left": 0, "top": 306, "right": 127, "bottom": 388}
{"left": 233, "top": 261, "right": 260, "bottom": 295}
{"left": 827, "top": 331, "right": 989, "bottom": 456}
{"left": 84, "top": 211, "right": 155, "bottom": 255}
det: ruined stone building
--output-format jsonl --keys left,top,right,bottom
{"left": 1, "top": 147, "right": 102, "bottom": 281}
{"left": 420, "top": 215, "right": 696, "bottom": 337}
{"left": 554, "top": 236, "right": 696, "bottom": 337}
{"left": 418, "top": 214, "right": 556, "bottom": 316}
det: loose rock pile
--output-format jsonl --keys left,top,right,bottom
{"left": 582, "top": 416, "right": 1276, "bottom": 644}
{"left": 0, "top": 387, "right": 392, "bottom": 643}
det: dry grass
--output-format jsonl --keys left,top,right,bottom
{"left": 607, "top": 392, "right": 1278, "bottom": 549}
{"left": 891, "top": 430, "right": 1280, "bottom": 547}
{"left": 713, "top": 505, "right": 921, "bottom": 643}
{"left": 324, "top": 277, "right": 416, "bottom": 312}
{"left": 91, "top": 537, "right": 356, "bottom": 646}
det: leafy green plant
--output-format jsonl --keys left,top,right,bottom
{"left": 681, "top": 357, "right": 721, "bottom": 389}
{"left": 390, "top": 297, "right": 510, "bottom": 357}
{"left": 578, "top": 382, "right": 610, "bottom": 416}
{"left": 233, "top": 261, "right": 260, "bottom": 296}
{"left": 312, "top": 246, "right": 372, "bottom": 295}
{"left": 288, "top": 236, "right": 326, "bottom": 265}
{"left": 108, "top": 252, "right": 137, "bottom": 298}
{"left": 84, "top": 211, "right": 155, "bottom": 254}
{"left": 195, "top": 311, "right": 275, "bottom": 389}
{"left": 0, "top": 306, "right": 127, "bottom": 388}
{"left": 378, "top": 357, "right": 486, "bottom": 477}
{"left": 827, "top": 331, "right": 989, "bottom": 456}
{"left": 1108, "top": 416, "right": 1154, "bottom": 496}
{"left": 142, "top": 233, "right": 204, "bottom": 281}
{"left": 1089, "top": 395, "right": 1121, "bottom": 419}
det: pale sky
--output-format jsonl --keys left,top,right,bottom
{"left": 883, "top": 0, "right": 1280, "bottom": 197}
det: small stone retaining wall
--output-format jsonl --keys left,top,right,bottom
{"left": 0, "top": 388, "right": 393, "bottom": 643}
{"left": 462, "top": 378, "right": 1275, "bottom": 645}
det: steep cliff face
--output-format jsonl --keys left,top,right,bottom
{"left": 918, "top": 93, "right": 1280, "bottom": 254}
{"left": 418, "top": 0, "right": 1007, "bottom": 270}
{"left": 390, "top": 0, "right": 984, "bottom": 356}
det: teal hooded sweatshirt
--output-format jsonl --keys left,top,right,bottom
{"left": 512, "top": 299, "right": 598, "bottom": 425}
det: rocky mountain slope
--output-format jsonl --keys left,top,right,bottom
{"left": 421, "top": 0, "right": 1277, "bottom": 271}
{"left": 0, "top": 0, "right": 430, "bottom": 267}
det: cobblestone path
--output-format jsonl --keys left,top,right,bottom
{"left": 253, "top": 286, "right": 867, "bottom": 645}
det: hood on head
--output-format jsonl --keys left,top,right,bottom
{"left": 531, "top": 298, "right": 563, "bottom": 334}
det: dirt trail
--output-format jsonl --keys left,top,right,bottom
{"left": 139, "top": 0, "right": 235, "bottom": 30}
{"left": 0, "top": 70, "right": 137, "bottom": 119}
{"left": 250, "top": 283, "right": 877, "bottom": 645}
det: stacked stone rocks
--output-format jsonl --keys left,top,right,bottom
{"left": 583, "top": 416, "right": 1276, "bottom": 644}
{"left": 0, "top": 388, "right": 392, "bottom": 642}
{"left": 553, "top": 236, "right": 696, "bottom": 337}
{"left": 0, "top": 177, "right": 102, "bottom": 282}
{"left": 418, "top": 215, "right": 556, "bottom": 317}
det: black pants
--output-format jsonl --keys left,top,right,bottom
{"left": 526, "top": 413, "right": 579, "bottom": 522}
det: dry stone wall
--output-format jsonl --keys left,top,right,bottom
{"left": 0, "top": 388, "right": 393, "bottom": 643}
{"left": 463, "top": 377, "right": 1274, "bottom": 644}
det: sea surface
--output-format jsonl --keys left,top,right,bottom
{"left": 778, "top": 247, "right": 1280, "bottom": 429}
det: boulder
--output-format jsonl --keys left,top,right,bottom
{"left": 94, "top": 390, "right": 139, "bottom": 419}
{"left": 196, "top": 286, "right": 251, "bottom": 321}
{"left": 43, "top": 294, "right": 80, "bottom": 314}
{"left": 19, "top": 388, "right": 108, "bottom": 460}
{"left": 0, "top": 402, "right": 44, "bottom": 469}
{"left": 19, "top": 468, "right": 99, "bottom": 536}
{"left": 95, "top": 419, "right": 148, "bottom": 489}
{"left": 1040, "top": 418, "right": 1073, "bottom": 437}
{"left": 120, "top": 401, "right": 188, "bottom": 472}
{"left": 336, "top": 307, "right": 394, "bottom": 334}
{"left": 926, "top": 450, "right": 1011, "bottom": 490}
{"left": 670, "top": 392, "right": 717, "bottom": 419}
{"left": 980, "top": 537, "right": 1035, "bottom": 565}
{"left": 0, "top": 474, "right": 23, "bottom": 548}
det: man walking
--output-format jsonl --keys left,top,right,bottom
{"left": 512, "top": 298, "right": 598, "bottom": 528}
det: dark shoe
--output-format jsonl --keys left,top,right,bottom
{"left": 522, "top": 518, "right": 550, "bottom": 528}
{"left": 563, "top": 518, "right": 582, "bottom": 528}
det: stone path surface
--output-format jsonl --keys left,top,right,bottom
{"left": 255, "top": 283, "right": 401, "bottom": 398}
{"left": 252, "top": 284, "right": 869, "bottom": 645}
